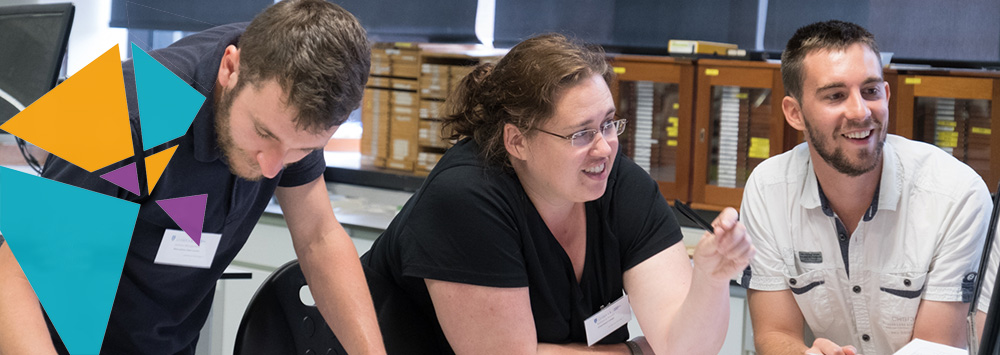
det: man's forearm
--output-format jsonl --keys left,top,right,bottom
{"left": 0, "top": 245, "right": 58, "bottom": 355}
{"left": 536, "top": 342, "right": 631, "bottom": 354}
{"left": 295, "top": 228, "right": 385, "bottom": 355}
{"left": 754, "top": 331, "right": 811, "bottom": 355}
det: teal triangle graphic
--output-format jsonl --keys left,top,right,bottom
{"left": 132, "top": 43, "right": 205, "bottom": 150}
{"left": 0, "top": 167, "right": 139, "bottom": 355}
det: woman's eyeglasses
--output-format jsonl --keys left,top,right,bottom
{"left": 535, "top": 119, "right": 627, "bottom": 147}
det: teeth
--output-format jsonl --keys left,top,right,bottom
{"left": 844, "top": 130, "right": 871, "bottom": 139}
{"left": 584, "top": 163, "right": 605, "bottom": 174}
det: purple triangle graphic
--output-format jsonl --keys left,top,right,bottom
{"left": 156, "top": 194, "right": 208, "bottom": 245}
{"left": 99, "top": 162, "right": 140, "bottom": 195}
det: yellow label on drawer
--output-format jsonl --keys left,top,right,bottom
{"left": 936, "top": 131, "right": 959, "bottom": 148}
{"left": 971, "top": 127, "right": 992, "bottom": 135}
{"left": 905, "top": 77, "right": 922, "bottom": 85}
{"left": 748, "top": 137, "right": 770, "bottom": 159}
{"left": 736, "top": 93, "right": 748, "bottom": 100}
{"left": 394, "top": 42, "right": 413, "bottom": 48}
{"left": 936, "top": 120, "right": 957, "bottom": 127}
{"left": 673, "top": 103, "right": 680, "bottom": 109}
{"left": 705, "top": 68, "right": 719, "bottom": 76}
{"left": 667, "top": 139, "right": 678, "bottom": 147}
{"left": 613, "top": 67, "right": 626, "bottom": 74}
{"left": 667, "top": 117, "right": 679, "bottom": 137}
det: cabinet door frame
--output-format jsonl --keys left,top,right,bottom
{"left": 691, "top": 60, "right": 790, "bottom": 211}
{"left": 610, "top": 57, "right": 695, "bottom": 204}
{"left": 894, "top": 74, "right": 999, "bottom": 192}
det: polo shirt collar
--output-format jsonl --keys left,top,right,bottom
{"left": 877, "top": 138, "right": 902, "bottom": 212}
{"left": 190, "top": 33, "right": 241, "bottom": 163}
{"left": 800, "top": 138, "right": 902, "bottom": 219}
{"left": 191, "top": 92, "right": 221, "bottom": 163}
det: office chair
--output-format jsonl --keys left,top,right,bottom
{"left": 233, "top": 260, "right": 347, "bottom": 355}
{"left": 0, "top": 3, "right": 74, "bottom": 174}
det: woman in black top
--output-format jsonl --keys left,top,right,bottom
{"left": 361, "top": 34, "right": 755, "bottom": 354}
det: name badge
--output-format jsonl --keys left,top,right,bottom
{"left": 153, "top": 229, "right": 221, "bottom": 269}
{"left": 584, "top": 294, "right": 632, "bottom": 346}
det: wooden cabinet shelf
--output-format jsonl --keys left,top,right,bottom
{"left": 893, "top": 69, "right": 1000, "bottom": 192}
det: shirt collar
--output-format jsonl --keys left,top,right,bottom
{"left": 801, "top": 137, "right": 901, "bottom": 218}
{"left": 190, "top": 25, "right": 246, "bottom": 163}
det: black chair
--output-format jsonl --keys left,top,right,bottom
{"left": 233, "top": 260, "right": 346, "bottom": 355}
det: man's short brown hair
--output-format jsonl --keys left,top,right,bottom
{"left": 237, "top": 0, "right": 370, "bottom": 132}
{"left": 781, "top": 20, "right": 880, "bottom": 100}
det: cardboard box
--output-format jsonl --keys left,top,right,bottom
{"left": 420, "top": 73, "right": 449, "bottom": 99}
{"left": 392, "top": 63, "right": 420, "bottom": 78}
{"left": 419, "top": 100, "right": 446, "bottom": 119}
{"left": 361, "top": 89, "right": 391, "bottom": 161}
{"left": 667, "top": 40, "right": 738, "bottom": 55}
{"left": 392, "top": 91, "right": 417, "bottom": 107}
{"left": 416, "top": 151, "right": 444, "bottom": 172}
{"left": 422, "top": 63, "right": 448, "bottom": 75}
{"left": 418, "top": 120, "right": 451, "bottom": 148}
{"left": 388, "top": 135, "right": 418, "bottom": 162}
{"left": 449, "top": 65, "right": 475, "bottom": 87}
{"left": 385, "top": 159, "right": 414, "bottom": 171}
{"left": 391, "top": 78, "right": 419, "bottom": 91}
{"left": 370, "top": 51, "right": 392, "bottom": 76}
{"left": 387, "top": 48, "right": 419, "bottom": 64}
{"left": 366, "top": 76, "right": 391, "bottom": 89}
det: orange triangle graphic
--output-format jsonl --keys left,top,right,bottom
{"left": 1, "top": 45, "right": 132, "bottom": 172}
{"left": 144, "top": 145, "right": 177, "bottom": 194}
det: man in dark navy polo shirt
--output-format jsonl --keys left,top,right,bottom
{"left": 0, "top": 1, "right": 386, "bottom": 354}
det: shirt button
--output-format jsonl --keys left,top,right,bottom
{"left": 862, "top": 334, "right": 871, "bottom": 342}
{"left": 839, "top": 233, "right": 847, "bottom": 241}
{"left": 789, "top": 278, "right": 797, "bottom": 285}
{"left": 904, "top": 279, "right": 912, "bottom": 287}
{"left": 853, "top": 285, "right": 861, "bottom": 293}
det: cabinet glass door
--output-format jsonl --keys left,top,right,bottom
{"left": 617, "top": 81, "right": 681, "bottom": 183}
{"left": 706, "top": 86, "right": 773, "bottom": 189}
{"left": 896, "top": 74, "right": 999, "bottom": 192}
{"left": 610, "top": 57, "right": 695, "bottom": 203}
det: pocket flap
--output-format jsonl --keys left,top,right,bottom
{"left": 879, "top": 272, "right": 928, "bottom": 299}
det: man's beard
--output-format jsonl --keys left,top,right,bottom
{"left": 804, "top": 114, "right": 885, "bottom": 177}
{"left": 214, "top": 86, "right": 263, "bottom": 181}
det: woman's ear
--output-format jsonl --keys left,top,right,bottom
{"left": 504, "top": 123, "right": 528, "bottom": 161}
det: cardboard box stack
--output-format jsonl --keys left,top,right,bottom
{"left": 386, "top": 47, "right": 421, "bottom": 171}
{"left": 421, "top": 63, "right": 450, "bottom": 100}
{"left": 363, "top": 43, "right": 503, "bottom": 174}
{"left": 361, "top": 44, "right": 421, "bottom": 171}
{"left": 416, "top": 151, "right": 444, "bottom": 172}
{"left": 414, "top": 60, "right": 485, "bottom": 174}
{"left": 361, "top": 87, "right": 389, "bottom": 166}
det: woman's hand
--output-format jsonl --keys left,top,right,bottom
{"left": 691, "top": 207, "right": 756, "bottom": 283}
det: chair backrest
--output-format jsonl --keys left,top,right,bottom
{"left": 0, "top": 2, "right": 74, "bottom": 125}
{"left": 233, "top": 259, "right": 346, "bottom": 355}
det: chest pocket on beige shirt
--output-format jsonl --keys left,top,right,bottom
{"left": 785, "top": 268, "right": 838, "bottom": 334}
{"left": 877, "top": 272, "right": 927, "bottom": 349}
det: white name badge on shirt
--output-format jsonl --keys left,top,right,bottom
{"left": 153, "top": 229, "right": 221, "bottom": 269}
{"left": 584, "top": 294, "right": 632, "bottom": 346}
